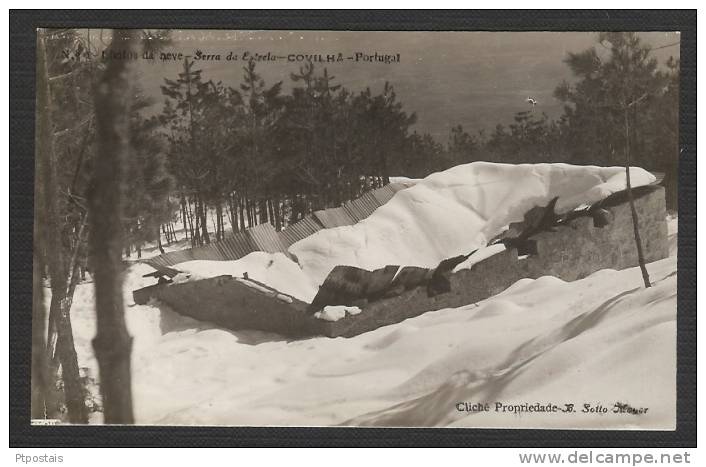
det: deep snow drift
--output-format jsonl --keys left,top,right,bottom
{"left": 164, "top": 162, "right": 656, "bottom": 299}
{"left": 61, "top": 161, "right": 672, "bottom": 428}
{"left": 69, "top": 249, "right": 676, "bottom": 428}
{"left": 290, "top": 162, "right": 655, "bottom": 287}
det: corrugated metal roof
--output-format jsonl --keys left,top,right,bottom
{"left": 371, "top": 184, "right": 397, "bottom": 205}
{"left": 143, "top": 182, "right": 412, "bottom": 270}
{"left": 195, "top": 243, "right": 223, "bottom": 261}
{"left": 144, "top": 249, "right": 193, "bottom": 269}
{"left": 247, "top": 222, "right": 288, "bottom": 254}
{"left": 313, "top": 206, "right": 355, "bottom": 228}
{"left": 278, "top": 215, "right": 324, "bottom": 247}
{"left": 143, "top": 233, "right": 257, "bottom": 269}
{"left": 349, "top": 190, "right": 383, "bottom": 220}
{"left": 341, "top": 201, "right": 363, "bottom": 223}
{"left": 144, "top": 256, "right": 170, "bottom": 270}
{"left": 228, "top": 232, "right": 257, "bottom": 258}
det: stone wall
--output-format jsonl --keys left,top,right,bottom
{"left": 143, "top": 276, "right": 327, "bottom": 338}
{"left": 320, "top": 185, "right": 668, "bottom": 337}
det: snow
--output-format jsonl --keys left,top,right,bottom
{"left": 65, "top": 233, "right": 675, "bottom": 428}
{"left": 389, "top": 176, "right": 421, "bottom": 185}
{"left": 152, "top": 163, "right": 654, "bottom": 304}
{"left": 58, "top": 162, "right": 671, "bottom": 428}
{"left": 314, "top": 305, "right": 363, "bottom": 322}
{"left": 276, "top": 294, "right": 293, "bottom": 304}
{"left": 453, "top": 243, "right": 507, "bottom": 272}
{"left": 667, "top": 213, "right": 678, "bottom": 257}
{"left": 171, "top": 252, "right": 318, "bottom": 303}
{"left": 290, "top": 162, "right": 655, "bottom": 286}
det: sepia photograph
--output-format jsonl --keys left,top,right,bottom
{"left": 30, "top": 26, "right": 682, "bottom": 431}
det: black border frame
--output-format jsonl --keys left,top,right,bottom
{"left": 9, "top": 10, "right": 696, "bottom": 447}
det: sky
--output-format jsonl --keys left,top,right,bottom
{"left": 129, "top": 30, "right": 680, "bottom": 141}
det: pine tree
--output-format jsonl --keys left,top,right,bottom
{"left": 447, "top": 125, "right": 480, "bottom": 165}
{"left": 35, "top": 29, "right": 89, "bottom": 423}
{"left": 555, "top": 32, "right": 668, "bottom": 287}
{"left": 123, "top": 95, "right": 175, "bottom": 254}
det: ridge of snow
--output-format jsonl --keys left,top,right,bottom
{"left": 61, "top": 241, "right": 676, "bottom": 427}
{"left": 290, "top": 162, "right": 655, "bottom": 286}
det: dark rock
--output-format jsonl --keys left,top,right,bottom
{"left": 591, "top": 208, "right": 613, "bottom": 228}
{"left": 309, "top": 264, "right": 399, "bottom": 311}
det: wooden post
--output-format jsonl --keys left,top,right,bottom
{"left": 624, "top": 104, "right": 651, "bottom": 288}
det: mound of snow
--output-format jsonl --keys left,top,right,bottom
{"left": 62, "top": 213, "right": 675, "bottom": 427}
{"left": 290, "top": 162, "right": 655, "bottom": 286}
{"left": 314, "top": 305, "right": 363, "bottom": 322}
{"left": 172, "top": 252, "right": 318, "bottom": 303}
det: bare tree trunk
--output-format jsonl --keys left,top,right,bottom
{"left": 226, "top": 193, "right": 237, "bottom": 233}
{"left": 245, "top": 193, "right": 253, "bottom": 228}
{"left": 273, "top": 197, "right": 282, "bottom": 231}
{"left": 89, "top": 29, "right": 136, "bottom": 424}
{"left": 216, "top": 202, "right": 224, "bottom": 240}
{"left": 259, "top": 199, "right": 269, "bottom": 224}
{"left": 624, "top": 107, "right": 651, "bottom": 288}
{"left": 189, "top": 197, "right": 199, "bottom": 245}
{"left": 199, "top": 195, "right": 210, "bottom": 244}
{"left": 157, "top": 230, "right": 165, "bottom": 254}
{"left": 210, "top": 206, "right": 218, "bottom": 241}
{"left": 238, "top": 196, "right": 246, "bottom": 231}
{"left": 180, "top": 193, "right": 189, "bottom": 242}
{"left": 36, "top": 31, "right": 89, "bottom": 424}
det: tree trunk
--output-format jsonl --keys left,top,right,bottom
{"left": 238, "top": 196, "right": 246, "bottom": 232}
{"left": 624, "top": 107, "right": 651, "bottom": 288}
{"left": 245, "top": 194, "right": 253, "bottom": 228}
{"left": 36, "top": 31, "right": 88, "bottom": 424}
{"left": 180, "top": 194, "right": 189, "bottom": 241}
{"left": 161, "top": 224, "right": 169, "bottom": 245}
{"left": 227, "top": 193, "right": 237, "bottom": 233}
{"left": 189, "top": 197, "right": 199, "bottom": 245}
{"left": 199, "top": 196, "right": 210, "bottom": 244}
{"left": 216, "top": 202, "right": 224, "bottom": 240}
{"left": 88, "top": 29, "right": 136, "bottom": 424}
{"left": 273, "top": 197, "right": 282, "bottom": 231}
{"left": 210, "top": 206, "right": 219, "bottom": 241}
{"left": 259, "top": 199, "right": 269, "bottom": 224}
{"left": 157, "top": 230, "right": 165, "bottom": 254}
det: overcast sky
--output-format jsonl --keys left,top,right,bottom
{"left": 130, "top": 30, "right": 680, "bottom": 140}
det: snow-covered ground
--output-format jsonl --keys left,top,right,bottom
{"left": 61, "top": 162, "right": 673, "bottom": 428}
{"left": 68, "top": 249, "right": 676, "bottom": 428}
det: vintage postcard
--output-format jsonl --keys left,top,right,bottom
{"left": 32, "top": 28, "right": 680, "bottom": 429}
